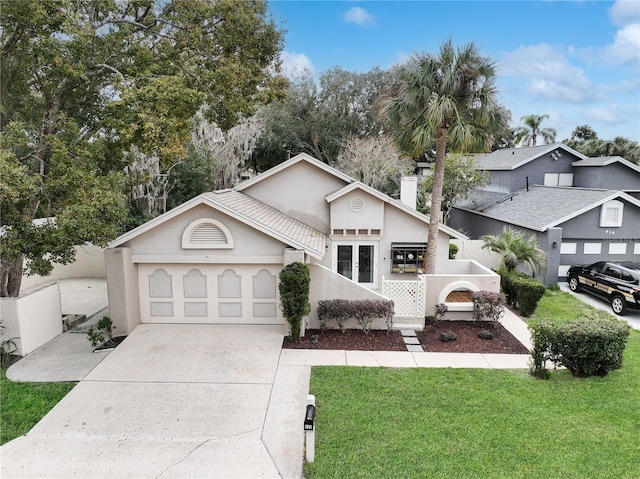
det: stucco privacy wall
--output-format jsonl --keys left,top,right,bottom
{"left": 104, "top": 247, "right": 140, "bottom": 335}
{"left": 20, "top": 244, "right": 106, "bottom": 291}
{"left": 307, "top": 263, "right": 390, "bottom": 330}
{"left": 238, "top": 159, "right": 348, "bottom": 232}
{"left": 425, "top": 260, "right": 501, "bottom": 320}
{"left": 1, "top": 283, "right": 63, "bottom": 356}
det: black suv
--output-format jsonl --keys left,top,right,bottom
{"left": 567, "top": 261, "right": 640, "bottom": 315}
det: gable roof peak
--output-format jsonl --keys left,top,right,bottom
{"left": 235, "top": 152, "right": 354, "bottom": 191}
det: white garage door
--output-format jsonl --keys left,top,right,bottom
{"left": 138, "top": 264, "right": 283, "bottom": 325}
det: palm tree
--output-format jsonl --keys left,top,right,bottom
{"left": 481, "top": 226, "right": 547, "bottom": 275}
{"left": 514, "top": 114, "right": 557, "bottom": 147}
{"left": 382, "top": 39, "right": 507, "bottom": 274}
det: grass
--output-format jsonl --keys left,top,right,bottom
{"left": 1, "top": 366, "right": 76, "bottom": 445}
{"left": 305, "top": 291, "right": 640, "bottom": 479}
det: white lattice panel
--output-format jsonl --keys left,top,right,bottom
{"left": 382, "top": 279, "right": 425, "bottom": 319}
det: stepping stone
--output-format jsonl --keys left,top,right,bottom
{"left": 406, "top": 345, "right": 424, "bottom": 352}
{"left": 403, "top": 337, "right": 420, "bottom": 345}
{"left": 400, "top": 329, "right": 417, "bottom": 337}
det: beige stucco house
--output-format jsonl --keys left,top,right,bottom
{"left": 105, "top": 153, "right": 499, "bottom": 335}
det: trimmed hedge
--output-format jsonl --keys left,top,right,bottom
{"left": 279, "top": 262, "right": 310, "bottom": 342}
{"left": 500, "top": 270, "right": 545, "bottom": 317}
{"left": 317, "top": 299, "right": 395, "bottom": 334}
{"left": 530, "top": 310, "right": 631, "bottom": 378}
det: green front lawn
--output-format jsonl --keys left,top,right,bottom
{"left": 1, "top": 368, "right": 76, "bottom": 445}
{"left": 305, "top": 291, "right": 640, "bottom": 478}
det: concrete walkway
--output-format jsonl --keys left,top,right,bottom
{"left": 1, "top": 279, "right": 533, "bottom": 478}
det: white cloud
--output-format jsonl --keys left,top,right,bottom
{"left": 608, "top": 0, "right": 640, "bottom": 27}
{"left": 280, "top": 51, "right": 315, "bottom": 79}
{"left": 601, "top": 23, "right": 640, "bottom": 67}
{"left": 584, "top": 106, "right": 621, "bottom": 124}
{"left": 500, "top": 44, "right": 597, "bottom": 103}
{"left": 343, "top": 7, "right": 375, "bottom": 27}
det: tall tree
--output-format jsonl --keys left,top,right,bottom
{"left": 571, "top": 137, "right": 640, "bottom": 165}
{"left": 420, "top": 155, "right": 489, "bottom": 224}
{"left": 333, "top": 135, "right": 414, "bottom": 194}
{"left": 382, "top": 40, "right": 507, "bottom": 274}
{"left": 0, "top": 0, "right": 285, "bottom": 296}
{"left": 254, "top": 67, "right": 396, "bottom": 168}
{"left": 514, "top": 114, "right": 557, "bottom": 147}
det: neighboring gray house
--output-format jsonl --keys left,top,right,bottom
{"left": 106, "top": 153, "right": 500, "bottom": 336}
{"left": 450, "top": 143, "right": 640, "bottom": 285}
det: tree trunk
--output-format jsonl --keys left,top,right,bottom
{"left": 0, "top": 254, "right": 25, "bottom": 297}
{"left": 424, "top": 128, "right": 447, "bottom": 274}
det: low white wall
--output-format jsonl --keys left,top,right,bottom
{"left": 21, "top": 244, "right": 106, "bottom": 291}
{"left": 451, "top": 239, "right": 501, "bottom": 271}
{"left": 424, "top": 260, "right": 501, "bottom": 320}
{"left": 307, "top": 263, "right": 389, "bottom": 330}
{"left": 1, "top": 283, "right": 63, "bottom": 356}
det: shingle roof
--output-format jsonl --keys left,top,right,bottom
{"left": 472, "top": 143, "right": 584, "bottom": 170}
{"left": 203, "top": 190, "right": 326, "bottom": 257}
{"left": 572, "top": 156, "right": 640, "bottom": 174}
{"left": 456, "top": 186, "right": 623, "bottom": 231}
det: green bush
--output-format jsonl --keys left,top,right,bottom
{"left": 317, "top": 299, "right": 394, "bottom": 334}
{"left": 279, "top": 262, "right": 310, "bottom": 342}
{"left": 448, "top": 243, "right": 459, "bottom": 259}
{"left": 499, "top": 270, "right": 545, "bottom": 317}
{"left": 472, "top": 291, "right": 506, "bottom": 324}
{"left": 86, "top": 316, "right": 115, "bottom": 348}
{"left": 530, "top": 311, "right": 631, "bottom": 378}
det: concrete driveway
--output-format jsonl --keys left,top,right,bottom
{"left": 559, "top": 283, "right": 640, "bottom": 331}
{"left": 1, "top": 324, "right": 307, "bottom": 479}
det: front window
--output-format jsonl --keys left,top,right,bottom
{"left": 391, "top": 243, "right": 427, "bottom": 274}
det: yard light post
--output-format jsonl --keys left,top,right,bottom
{"left": 304, "top": 394, "right": 316, "bottom": 463}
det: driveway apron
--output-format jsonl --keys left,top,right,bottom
{"left": 1, "top": 324, "right": 288, "bottom": 478}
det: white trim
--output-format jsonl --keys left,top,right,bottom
{"left": 332, "top": 241, "right": 379, "bottom": 289}
{"left": 181, "top": 218, "right": 233, "bottom": 249}
{"left": 599, "top": 200, "right": 623, "bottom": 227}
{"left": 132, "top": 254, "right": 284, "bottom": 264}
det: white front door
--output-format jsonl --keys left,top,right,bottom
{"left": 333, "top": 242, "right": 378, "bottom": 288}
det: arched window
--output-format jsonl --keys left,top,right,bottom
{"left": 182, "top": 218, "right": 233, "bottom": 249}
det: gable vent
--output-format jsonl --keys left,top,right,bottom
{"left": 182, "top": 218, "right": 234, "bottom": 249}
{"left": 350, "top": 197, "right": 364, "bottom": 212}
{"left": 191, "top": 224, "right": 227, "bottom": 244}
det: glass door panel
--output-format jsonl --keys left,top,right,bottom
{"left": 358, "top": 245, "right": 374, "bottom": 283}
{"left": 337, "top": 245, "right": 353, "bottom": 280}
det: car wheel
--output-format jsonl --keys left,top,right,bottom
{"left": 568, "top": 275, "right": 581, "bottom": 292}
{"left": 610, "top": 295, "right": 628, "bottom": 316}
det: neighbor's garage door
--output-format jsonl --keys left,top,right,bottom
{"left": 137, "top": 264, "right": 283, "bottom": 325}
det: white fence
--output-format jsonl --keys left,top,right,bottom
{"left": 381, "top": 278, "right": 425, "bottom": 320}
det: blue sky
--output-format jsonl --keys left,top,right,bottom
{"left": 268, "top": 0, "right": 640, "bottom": 144}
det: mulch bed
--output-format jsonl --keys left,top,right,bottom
{"left": 282, "top": 321, "right": 529, "bottom": 354}
{"left": 283, "top": 329, "right": 407, "bottom": 351}
{"left": 416, "top": 321, "right": 529, "bottom": 354}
